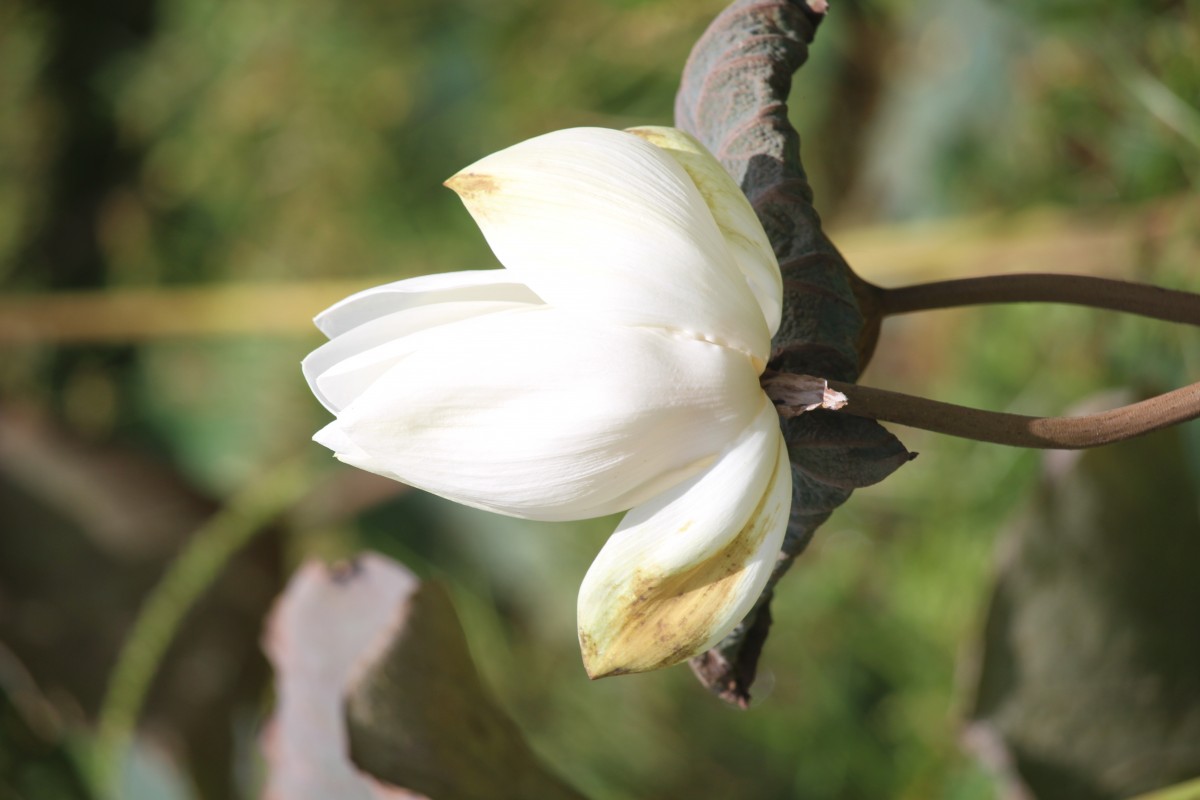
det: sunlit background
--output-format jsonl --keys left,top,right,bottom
{"left": 2, "top": 0, "right": 1198, "bottom": 797}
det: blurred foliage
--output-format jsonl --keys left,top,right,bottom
{"left": 0, "top": 0, "right": 1197, "bottom": 798}
{"left": 968, "top": 410, "right": 1200, "bottom": 799}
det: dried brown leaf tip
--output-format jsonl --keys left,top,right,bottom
{"left": 762, "top": 372, "right": 848, "bottom": 418}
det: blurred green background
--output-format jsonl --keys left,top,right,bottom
{"left": 1, "top": 0, "right": 1198, "bottom": 798}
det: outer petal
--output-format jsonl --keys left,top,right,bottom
{"left": 321, "top": 307, "right": 766, "bottom": 522}
{"left": 576, "top": 401, "right": 790, "bottom": 677}
{"left": 445, "top": 128, "right": 771, "bottom": 367}
{"left": 314, "top": 269, "right": 541, "bottom": 338}
{"left": 303, "top": 299, "right": 534, "bottom": 412}
{"left": 625, "top": 126, "right": 782, "bottom": 337}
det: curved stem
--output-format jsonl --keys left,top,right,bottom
{"left": 826, "top": 379, "right": 1200, "bottom": 449}
{"left": 877, "top": 273, "right": 1200, "bottom": 326}
{"left": 93, "top": 458, "right": 310, "bottom": 798}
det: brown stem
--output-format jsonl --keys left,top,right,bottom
{"left": 827, "top": 379, "right": 1200, "bottom": 449}
{"left": 876, "top": 273, "right": 1200, "bottom": 326}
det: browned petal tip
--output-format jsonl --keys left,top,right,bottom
{"left": 443, "top": 171, "right": 499, "bottom": 199}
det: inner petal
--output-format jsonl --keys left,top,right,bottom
{"left": 304, "top": 300, "right": 534, "bottom": 412}
{"left": 329, "top": 307, "right": 766, "bottom": 521}
{"left": 314, "top": 269, "right": 542, "bottom": 338}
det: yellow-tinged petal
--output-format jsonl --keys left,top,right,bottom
{"left": 626, "top": 126, "right": 782, "bottom": 338}
{"left": 577, "top": 400, "right": 791, "bottom": 677}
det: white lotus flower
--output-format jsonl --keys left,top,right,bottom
{"left": 302, "top": 126, "right": 793, "bottom": 678}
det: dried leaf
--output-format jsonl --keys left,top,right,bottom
{"left": 345, "top": 581, "right": 587, "bottom": 800}
{"left": 261, "top": 556, "right": 424, "bottom": 800}
{"left": 263, "top": 553, "right": 586, "bottom": 800}
{"left": 762, "top": 372, "right": 848, "bottom": 417}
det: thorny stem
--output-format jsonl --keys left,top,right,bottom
{"left": 875, "top": 273, "right": 1200, "bottom": 325}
